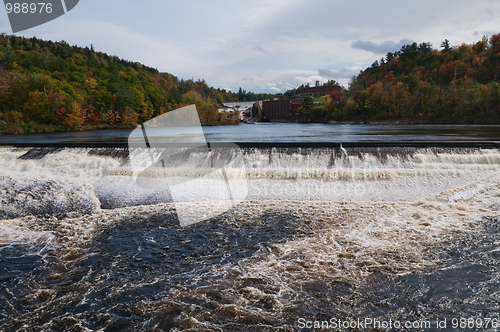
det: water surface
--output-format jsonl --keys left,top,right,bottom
{"left": 1, "top": 146, "right": 499, "bottom": 330}
{"left": 1, "top": 123, "right": 500, "bottom": 144}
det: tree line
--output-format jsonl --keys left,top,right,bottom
{"left": 297, "top": 34, "right": 500, "bottom": 123}
{"left": 0, "top": 34, "right": 244, "bottom": 135}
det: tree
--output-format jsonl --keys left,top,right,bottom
{"left": 324, "top": 79, "right": 338, "bottom": 86}
{"left": 0, "top": 74, "right": 11, "bottom": 98}
{"left": 329, "top": 90, "right": 346, "bottom": 111}
{"left": 418, "top": 42, "right": 433, "bottom": 54}
{"left": 122, "top": 106, "right": 138, "bottom": 125}
{"left": 400, "top": 42, "right": 419, "bottom": 60}
{"left": 24, "top": 91, "right": 49, "bottom": 122}
{"left": 491, "top": 33, "right": 500, "bottom": 54}
{"left": 298, "top": 96, "right": 314, "bottom": 117}
{"left": 399, "top": 75, "right": 419, "bottom": 94}
{"left": 55, "top": 107, "right": 67, "bottom": 122}
{"left": 2, "top": 47, "right": 16, "bottom": 68}
{"left": 476, "top": 84, "right": 492, "bottom": 116}
{"left": 63, "top": 101, "right": 86, "bottom": 127}
{"left": 45, "top": 89, "right": 63, "bottom": 124}
{"left": 139, "top": 101, "right": 153, "bottom": 122}
{"left": 86, "top": 109, "right": 100, "bottom": 125}
{"left": 101, "top": 109, "right": 121, "bottom": 124}
{"left": 386, "top": 52, "right": 395, "bottom": 62}
{"left": 390, "top": 82, "right": 410, "bottom": 117}
{"left": 441, "top": 39, "right": 451, "bottom": 53}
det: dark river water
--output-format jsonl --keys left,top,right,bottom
{"left": 1, "top": 123, "right": 500, "bottom": 144}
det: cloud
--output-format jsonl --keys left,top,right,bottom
{"left": 11, "top": 0, "right": 500, "bottom": 93}
{"left": 17, "top": 19, "right": 200, "bottom": 77}
{"left": 351, "top": 39, "right": 414, "bottom": 54}
{"left": 473, "top": 30, "right": 499, "bottom": 38}
{"left": 318, "top": 67, "right": 363, "bottom": 79}
{"left": 254, "top": 44, "right": 266, "bottom": 53}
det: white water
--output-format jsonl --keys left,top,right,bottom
{"left": 1, "top": 146, "right": 499, "bottom": 248}
{"left": 1, "top": 147, "right": 500, "bottom": 217}
{"left": 1, "top": 146, "right": 500, "bottom": 330}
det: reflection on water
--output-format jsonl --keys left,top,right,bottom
{"left": 1, "top": 123, "right": 500, "bottom": 144}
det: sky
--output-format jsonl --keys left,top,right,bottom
{"left": 1, "top": 0, "right": 499, "bottom": 93}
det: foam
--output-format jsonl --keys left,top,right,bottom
{"left": 0, "top": 147, "right": 120, "bottom": 219}
{"left": 0, "top": 177, "right": 100, "bottom": 219}
{"left": 0, "top": 218, "right": 53, "bottom": 245}
{"left": 100, "top": 182, "right": 499, "bottom": 330}
{"left": 99, "top": 148, "right": 500, "bottom": 207}
{"left": 2, "top": 167, "right": 498, "bottom": 330}
{"left": 0, "top": 147, "right": 499, "bottom": 247}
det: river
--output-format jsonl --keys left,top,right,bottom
{"left": 0, "top": 123, "right": 500, "bottom": 144}
{"left": 1, "top": 125, "right": 500, "bottom": 331}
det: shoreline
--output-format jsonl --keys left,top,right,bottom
{"left": 0, "top": 121, "right": 242, "bottom": 136}
{"left": 270, "top": 119, "right": 500, "bottom": 125}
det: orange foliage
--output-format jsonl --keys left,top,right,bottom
{"left": 101, "top": 109, "right": 121, "bottom": 124}
{"left": 419, "top": 80, "right": 430, "bottom": 88}
{"left": 55, "top": 107, "right": 66, "bottom": 121}
{"left": 389, "top": 57, "right": 399, "bottom": 66}
{"left": 86, "top": 110, "right": 100, "bottom": 125}
{"left": 330, "top": 90, "right": 346, "bottom": 109}
{"left": 63, "top": 101, "right": 86, "bottom": 127}
{"left": 492, "top": 33, "right": 500, "bottom": 54}
{"left": 122, "top": 107, "right": 138, "bottom": 125}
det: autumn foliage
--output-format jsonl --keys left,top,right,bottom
{"left": 296, "top": 34, "right": 500, "bottom": 123}
{"left": 0, "top": 34, "right": 241, "bottom": 134}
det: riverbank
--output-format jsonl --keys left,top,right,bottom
{"left": 0, "top": 123, "right": 138, "bottom": 136}
{"left": 294, "top": 118, "right": 500, "bottom": 125}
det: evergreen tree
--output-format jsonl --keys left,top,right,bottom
{"left": 441, "top": 39, "right": 451, "bottom": 53}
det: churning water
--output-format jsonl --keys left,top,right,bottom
{"left": 1, "top": 146, "right": 500, "bottom": 331}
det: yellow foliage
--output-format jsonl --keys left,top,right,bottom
{"left": 122, "top": 107, "right": 138, "bottom": 125}
{"left": 63, "top": 101, "right": 86, "bottom": 127}
{"left": 85, "top": 78, "right": 98, "bottom": 89}
{"left": 139, "top": 102, "right": 153, "bottom": 122}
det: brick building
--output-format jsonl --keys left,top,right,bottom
{"left": 262, "top": 99, "right": 302, "bottom": 119}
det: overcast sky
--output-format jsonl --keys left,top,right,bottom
{"left": 1, "top": 0, "right": 499, "bottom": 93}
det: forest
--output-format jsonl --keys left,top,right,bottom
{"left": 0, "top": 34, "right": 253, "bottom": 135}
{"left": 297, "top": 34, "right": 500, "bottom": 124}
{"left": 2, "top": 34, "right": 500, "bottom": 135}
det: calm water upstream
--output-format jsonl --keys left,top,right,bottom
{"left": 0, "top": 123, "right": 500, "bottom": 144}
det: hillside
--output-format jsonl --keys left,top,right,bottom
{"left": 0, "top": 34, "right": 243, "bottom": 135}
{"left": 297, "top": 34, "right": 500, "bottom": 123}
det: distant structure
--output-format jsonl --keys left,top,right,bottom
{"left": 253, "top": 84, "right": 343, "bottom": 120}
{"left": 253, "top": 101, "right": 264, "bottom": 118}
{"left": 299, "top": 85, "right": 342, "bottom": 98}
{"left": 262, "top": 99, "right": 302, "bottom": 119}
